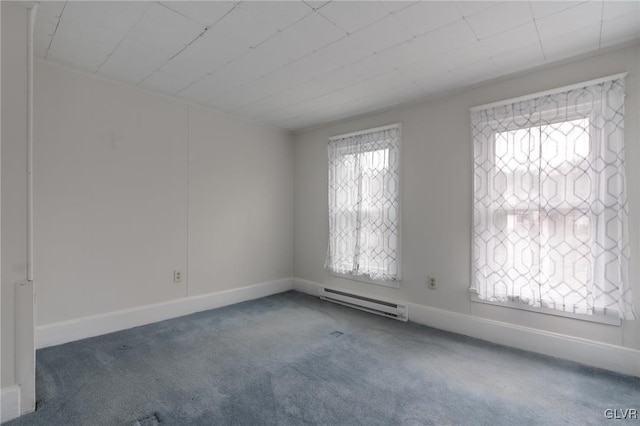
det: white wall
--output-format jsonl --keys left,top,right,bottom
{"left": 34, "top": 60, "right": 293, "bottom": 326}
{"left": 293, "top": 44, "right": 640, "bottom": 351}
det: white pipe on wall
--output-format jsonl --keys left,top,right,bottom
{"left": 27, "top": 2, "right": 38, "bottom": 282}
{"left": 15, "top": 2, "right": 39, "bottom": 415}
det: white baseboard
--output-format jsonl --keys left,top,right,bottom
{"left": 37, "top": 278, "right": 294, "bottom": 349}
{"left": 1, "top": 385, "right": 21, "bottom": 423}
{"left": 293, "top": 277, "right": 640, "bottom": 377}
{"left": 292, "top": 277, "right": 320, "bottom": 296}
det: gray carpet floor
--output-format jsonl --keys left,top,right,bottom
{"left": 5, "top": 291, "right": 639, "bottom": 425}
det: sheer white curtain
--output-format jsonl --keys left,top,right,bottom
{"left": 472, "top": 77, "right": 635, "bottom": 319}
{"left": 325, "top": 125, "right": 401, "bottom": 282}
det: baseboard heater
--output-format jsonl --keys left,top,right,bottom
{"left": 319, "top": 287, "right": 408, "bottom": 321}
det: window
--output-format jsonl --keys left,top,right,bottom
{"left": 471, "top": 76, "right": 635, "bottom": 320}
{"left": 325, "top": 124, "right": 401, "bottom": 285}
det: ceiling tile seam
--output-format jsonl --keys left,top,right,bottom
{"left": 144, "top": 1, "right": 247, "bottom": 87}
{"left": 138, "top": 25, "right": 209, "bottom": 85}
{"left": 528, "top": 2, "right": 547, "bottom": 61}
{"left": 94, "top": 2, "right": 154, "bottom": 74}
{"left": 158, "top": 1, "right": 237, "bottom": 28}
{"left": 534, "top": 1, "right": 590, "bottom": 20}
{"left": 251, "top": 65, "right": 398, "bottom": 120}
{"left": 304, "top": 1, "right": 331, "bottom": 13}
{"left": 598, "top": 0, "right": 605, "bottom": 49}
{"left": 189, "top": 3, "right": 432, "bottom": 110}
{"left": 207, "top": 24, "right": 378, "bottom": 110}
{"left": 462, "top": 15, "right": 481, "bottom": 41}
{"left": 387, "top": 1, "right": 418, "bottom": 16}
{"left": 393, "top": 8, "right": 463, "bottom": 39}
{"left": 175, "top": 47, "right": 255, "bottom": 96}
{"left": 253, "top": 6, "right": 314, "bottom": 34}
{"left": 174, "top": 5, "right": 330, "bottom": 98}
{"left": 44, "top": 1, "right": 67, "bottom": 60}
{"left": 315, "top": 9, "right": 349, "bottom": 36}
{"left": 319, "top": 6, "right": 392, "bottom": 36}
{"left": 234, "top": 5, "right": 286, "bottom": 43}
{"left": 478, "top": 19, "right": 536, "bottom": 43}
{"left": 208, "top": 50, "right": 334, "bottom": 110}
{"left": 220, "top": 39, "right": 380, "bottom": 113}
{"left": 157, "top": 2, "right": 203, "bottom": 26}
{"left": 230, "top": 34, "right": 423, "bottom": 113}
{"left": 275, "top": 82, "right": 419, "bottom": 126}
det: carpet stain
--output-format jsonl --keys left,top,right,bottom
{"left": 132, "top": 412, "right": 161, "bottom": 425}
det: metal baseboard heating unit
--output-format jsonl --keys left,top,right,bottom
{"left": 319, "top": 287, "right": 408, "bottom": 321}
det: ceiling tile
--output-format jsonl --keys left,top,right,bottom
{"left": 209, "top": 6, "right": 278, "bottom": 49}
{"left": 258, "top": 12, "right": 346, "bottom": 63}
{"left": 361, "top": 39, "right": 426, "bottom": 70}
{"left": 399, "top": 59, "right": 454, "bottom": 90}
{"left": 99, "top": 3, "right": 204, "bottom": 83}
{"left": 268, "top": 53, "right": 340, "bottom": 88}
{"left": 479, "top": 42, "right": 545, "bottom": 77}
{"left": 177, "top": 74, "right": 227, "bottom": 103}
{"left": 455, "top": 1, "right": 500, "bottom": 18}
{"left": 315, "top": 35, "right": 376, "bottom": 68}
{"left": 34, "top": 0, "right": 628, "bottom": 131}
{"left": 411, "top": 19, "right": 478, "bottom": 59}
{"left": 159, "top": 1, "right": 236, "bottom": 27}
{"left": 239, "top": 1, "right": 312, "bottom": 31}
{"left": 34, "top": 1, "right": 66, "bottom": 58}
{"left": 146, "top": 30, "right": 245, "bottom": 88}
{"left": 529, "top": 1, "right": 583, "bottom": 20}
{"left": 203, "top": 50, "right": 285, "bottom": 92}
{"left": 416, "top": 44, "right": 487, "bottom": 73}
{"left": 600, "top": 12, "right": 640, "bottom": 48}
{"left": 536, "top": 1, "right": 603, "bottom": 41}
{"left": 602, "top": 1, "right": 639, "bottom": 21}
{"left": 380, "top": 1, "right": 417, "bottom": 14}
{"left": 319, "top": 1, "right": 390, "bottom": 34}
{"left": 351, "top": 15, "right": 414, "bottom": 54}
{"left": 304, "top": 1, "right": 331, "bottom": 11}
{"left": 48, "top": 1, "right": 151, "bottom": 72}
{"left": 339, "top": 70, "right": 417, "bottom": 100}
{"left": 541, "top": 22, "right": 601, "bottom": 62}
{"left": 478, "top": 23, "right": 540, "bottom": 58}
{"left": 465, "top": 2, "right": 534, "bottom": 39}
{"left": 392, "top": 2, "right": 463, "bottom": 37}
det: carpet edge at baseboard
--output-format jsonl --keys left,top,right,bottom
{"left": 36, "top": 278, "right": 294, "bottom": 349}
{"left": 292, "top": 277, "right": 640, "bottom": 378}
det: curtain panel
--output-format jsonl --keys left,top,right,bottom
{"left": 472, "top": 77, "right": 635, "bottom": 319}
{"left": 325, "top": 125, "right": 401, "bottom": 282}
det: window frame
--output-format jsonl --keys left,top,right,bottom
{"left": 327, "top": 123, "right": 402, "bottom": 287}
{"left": 469, "top": 74, "right": 629, "bottom": 325}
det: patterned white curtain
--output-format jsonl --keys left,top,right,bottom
{"left": 325, "top": 125, "right": 401, "bottom": 282}
{"left": 472, "top": 77, "right": 635, "bottom": 319}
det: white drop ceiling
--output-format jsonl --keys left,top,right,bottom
{"left": 36, "top": 1, "right": 640, "bottom": 130}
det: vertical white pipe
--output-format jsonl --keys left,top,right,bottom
{"left": 27, "top": 3, "right": 38, "bottom": 282}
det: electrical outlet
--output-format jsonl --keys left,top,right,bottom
{"left": 173, "top": 270, "right": 182, "bottom": 283}
{"left": 427, "top": 276, "right": 437, "bottom": 289}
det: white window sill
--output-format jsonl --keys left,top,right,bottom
{"left": 469, "top": 290, "right": 621, "bottom": 326}
{"left": 331, "top": 272, "right": 400, "bottom": 289}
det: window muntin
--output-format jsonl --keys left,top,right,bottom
{"left": 490, "top": 118, "right": 592, "bottom": 310}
